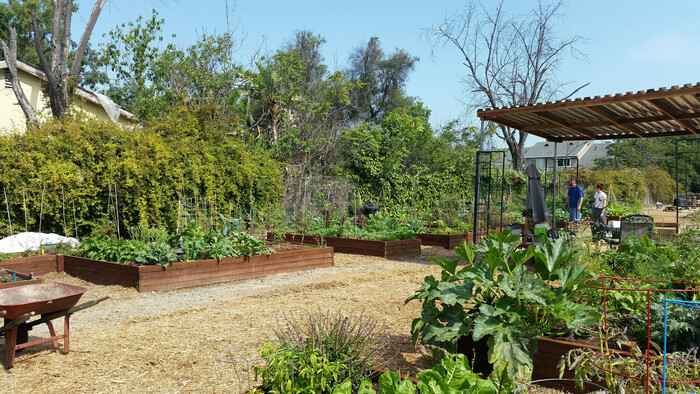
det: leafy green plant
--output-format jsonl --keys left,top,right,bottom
{"left": 406, "top": 230, "right": 599, "bottom": 381}
{"left": 605, "top": 202, "right": 642, "bottom": 217}
{"left": 298, "top": 214, "right": 421, "bottom": 241}
{"left": 332, "top": 354, "right": 512, "bottom": 394}
{"left": 255, "top": 342, "right": 346, "bottom": 394}
{"left": 133, "top": 242, "right": 177, "bottom": 267}
{"left": 172, "top": 221, "right": 274, "bottom": 261}
{"left": 273, "top": 310, "right": 391, "bottom": 385}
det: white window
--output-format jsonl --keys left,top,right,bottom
{"left": 556, "top": 158, "right": 571, "bottom": 168}
{"left": 4, "top": 69, "right": 12, "bottom": 89}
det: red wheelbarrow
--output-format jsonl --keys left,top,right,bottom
{"left": 0, "top": 282, "right": 109, "bottom": 368}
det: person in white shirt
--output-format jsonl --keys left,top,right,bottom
{"left": 592, "top": 183, "right": 607, "bottom": 226}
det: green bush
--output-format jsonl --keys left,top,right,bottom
{"left": 0, "top": 115, "right": 283, "bottom": 237}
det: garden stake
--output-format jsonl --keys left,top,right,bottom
{"left": 39, "top": 183, "right": 45, "bottom": 233}
{"left": 3, "top": 186, "right": 12, "bottom": 235}
{"left": 22, "top": 188, "right": 27, "bottom": 233}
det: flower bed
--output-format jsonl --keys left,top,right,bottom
{"left": 282, "top": 233, "right": 420, "bottom": 258}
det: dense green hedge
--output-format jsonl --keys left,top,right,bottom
{"left": 0, "top": 114, "right": 283, "bottom": 237}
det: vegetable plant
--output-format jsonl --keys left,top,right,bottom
{"left": 332, "top": 354, "right": 512, "bottom": 394}
{"left": 406, "top": 230, "right": 599, "bottom": 381}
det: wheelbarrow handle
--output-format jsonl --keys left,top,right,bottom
{"left": 27, "top": 296, "right": 110, "bottom": 329}
{"left": 0, "top": 312, "right": 35, "bottom": 334}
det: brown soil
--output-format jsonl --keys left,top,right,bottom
{"left": 1, "top": 246, "right": 460, "bottom": 392}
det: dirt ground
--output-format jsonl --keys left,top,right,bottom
{"left": 1, "top": 246, "right": 462, "bottom": 393}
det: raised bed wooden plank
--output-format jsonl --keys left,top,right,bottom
{"left": 417, "top": 233, "right": 471, "bottom": 249}
{"left": 284, "top": 233, "right": 420, "bottom": 258}
{"left": 61, "top": 247, "right": 333, "bottom": 292}
{"left": 63, "top": 255, "right": 140, "bottom": 287}
{"left": 138, "top": 256, "right": 332, "bottom": 283}
{"left": 0, "top": 255, "right": 59, "bottom": 275}
{"left": 137, "top": 249, "right": 333, "bottom": 292}
{"left": 138, "top": 259, "right": 334, "bottom": 292}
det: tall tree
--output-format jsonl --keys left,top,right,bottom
{"left": 428, "top": 1, "right": 587, "bottom": 169}
{"left": 0, "top": 0, "right": 106, "bottom": 126}
{"left": 347, "top": 37, "right": 418, "bottom": 123}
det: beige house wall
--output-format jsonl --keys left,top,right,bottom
{"left": 1, "top": 67, "right": 135, "bottom": 135}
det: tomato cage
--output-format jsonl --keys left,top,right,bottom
{"left": 583, "top": 275, "right": 700, "bottom": 394}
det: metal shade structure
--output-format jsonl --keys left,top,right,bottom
{"left": 477, "top": 83, "right": 700, "bottom": 142}
{"left": 474, "top": 82, "right": 700, "bottom": 237}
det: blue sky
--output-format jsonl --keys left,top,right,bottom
{"left": 78, "top": 0, "right": 700, "bottom": 133}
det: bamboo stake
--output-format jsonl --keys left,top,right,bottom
{"left": 114, "top": 181, "right": 120, "bottom": 239}
{"left": 3, "top": 185, "right": 12, "bottom": 235}
{"left": 22, "top": 188, "right": 27, "bottom": 233}
{"left": 72, "top": 199, "right": 78, "bottom": 239}
{"left": 38, "top": 183, "right": 45, "bottom": 233}
{"left": 61, "top": 186, "right": 67, "bottom": 235}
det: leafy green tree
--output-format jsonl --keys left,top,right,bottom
{"left": 596, "top": 138, "right": 699, "bottom": 194}
{"left": 346, "top": 36, "right": 418, "bottom": 123}
{"left": 0, "top": 0, "right": 107, "bottom": 124}
{"left": 242, "top": 32, "right": 356, "bottom": 172}
{"left": 99, "top": 9, "right": 174, "bottom": 121}
{"left": 341, "top": 103, "right": 476, "bottom": 215}
{"left": 0, "top": 0, "right": 53, "bottom": 65}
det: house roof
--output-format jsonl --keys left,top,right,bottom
{"left": 523, "top": 140, "right": 591, "bottom": 159}
{"left": 0, "top": 57, "right": 136, "bottom": 122}
{"left": 477, "top": 83, "right": 700, "bottom": 142}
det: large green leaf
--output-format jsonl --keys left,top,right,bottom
{"left": 532, "top": 237, "right": 573, "bottom": 280}
{"left": 487, "top": 328, "right": 538, "bottom": 369}
{"left": 455, "top": 242, "right": 476, "bottom": 264}
{"left": 416, "top": 369, "right": 452, "bottom": 394}
{"left": 430, "top": 256, "right": 460, "bottom": 275}
{"left": 332, "top": 379, "right": 352, "bottom": 394}
{"left": 557, "top": 264, "right": 589, "bottom": 292}
{"left": 358, "top": 379, "right": 376, "bottom": 394}
{"left": 500, "top": 265, "right": 550, "bottom": 306}
{"left": 434, "top": 281, "right": 474, "bottom": 306}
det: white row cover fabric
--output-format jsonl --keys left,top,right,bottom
{"left": 0, "top": 232, "right": 79, "bottom": 254}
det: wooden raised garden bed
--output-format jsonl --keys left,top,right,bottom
{"left": 531, "top": 337, "right": 601, "bottom": 392}
{"left": 0, "top": 255, "right": 61, "bottom": 275}
{"left": 65, "top": 247, "right": 334, "bottom": 292}
{"left": 281, "top": 233, "right": 420, "bottom": 258}
{"left": 0, "top": 248, "right": 333, "bottom": 293}
{"left": 0, "top": 269, "right": 43, "bottom": 289}
{"left": 417, "top": 230, "right": 496, "bottom": 249}
{"left": 417, "top": 233, "right": 471, "bottom": 249}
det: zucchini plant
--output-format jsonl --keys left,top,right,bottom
{"left": 406, "top": 230, "right": 599, "bottom": 382}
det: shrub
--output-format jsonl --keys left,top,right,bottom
{"left": 0, "top": 116, "right": 283, "bottom": 237}
{"left": 273, "top": 310, "right": 392, "bottom": 385}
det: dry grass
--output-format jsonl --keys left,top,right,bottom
{"left": 1, "top": 246, "right": 459, "bottom": 392}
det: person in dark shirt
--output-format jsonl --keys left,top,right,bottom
{"left": 562, "top": 179, "right": 584, "bottom": 225}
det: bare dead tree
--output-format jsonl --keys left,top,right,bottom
{"left": 428, "top": 1, "right": 588, "bottom": 170}
{"left": 0, "top": 0, "right": 106, "bottom": 124}
{"left": 0, "top": 28, "right": 39, "bottom": 128}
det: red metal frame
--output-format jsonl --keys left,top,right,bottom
{"left": 583, "top": 275, "right": 700, "bottom": 393}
